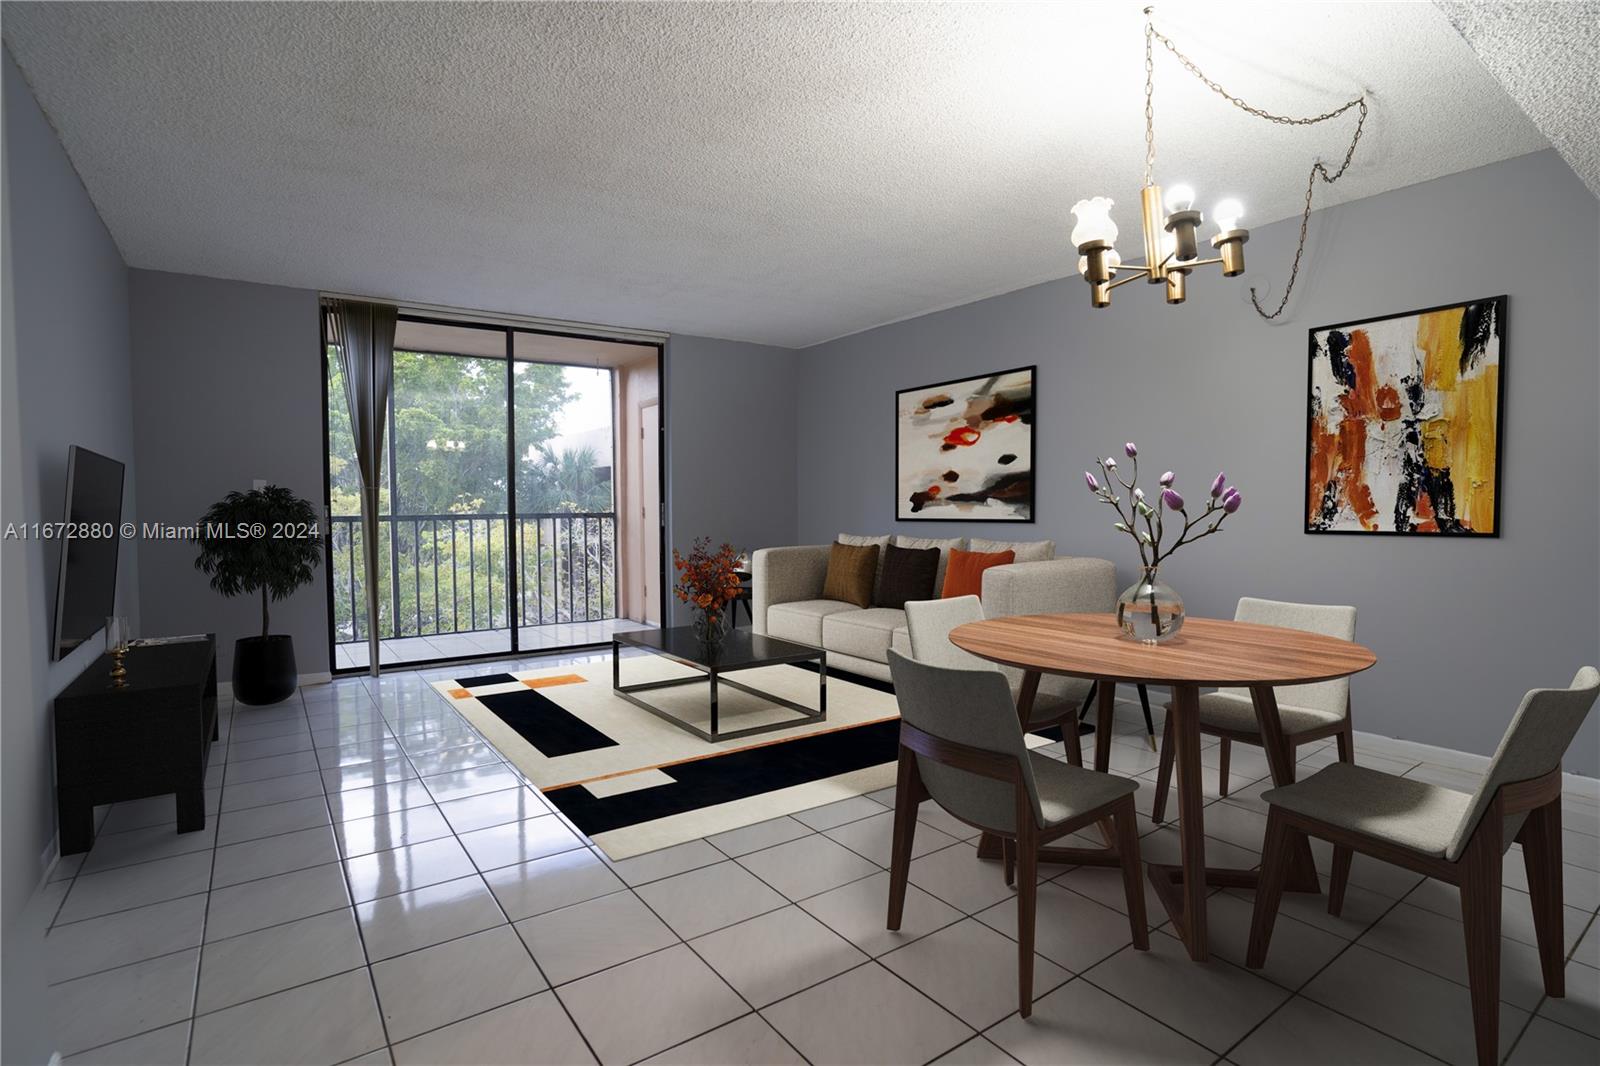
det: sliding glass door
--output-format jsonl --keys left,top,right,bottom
{"left": 324, "top": 311, "right": 660, "bottom": 672}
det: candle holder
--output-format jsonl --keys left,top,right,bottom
{"left": 106, "top": 615, "right": 130, "bottom": 688}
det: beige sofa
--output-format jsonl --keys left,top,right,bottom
{"left": 751, "top": 535, "right": 1116, "bottom": 709}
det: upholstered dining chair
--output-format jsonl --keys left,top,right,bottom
{"left": 906, "top": 596, "right": 1108, "bottom": 748}
{"left": 885, "top": 651, "right": 1149, "bottom": 1017}
{"left": 1248, "top": 667, "right": 1599, "bottom": 1066}
{"left": 1152, "top": 597, "right": 1357, "bottom": 821}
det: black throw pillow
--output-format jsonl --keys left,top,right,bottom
{"left": 875, "top": 544, "right": 940, "bottom": 609}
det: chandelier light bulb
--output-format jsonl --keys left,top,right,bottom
{"left": 1070, "top": 197, "right": 1119, "bottom": 248}
{"left": 1213, "top": 198, "right": 1244, "bottom": 233}
{"left": 1165, "top": 184, "right": 1195, "bottom": 212}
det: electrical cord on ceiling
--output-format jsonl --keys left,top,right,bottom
{"left": 1147, "top": 12, "right": 1369, "bottom": 320}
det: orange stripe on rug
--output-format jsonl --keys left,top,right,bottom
{"left": 523, "top": 674, "right": 586, "bottom": 689}
{"left": 447, "top": 688, "right": 472, "bottom": 699}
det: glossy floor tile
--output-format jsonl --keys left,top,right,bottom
{"left": 689, "top": 905, "right": 867, "bottom": 1007}
{"left": 29, "top": 661, "right": 1600, "bottom": 1065}
{"left": 370, "top": 925, "right": 547, "bottom": 1041}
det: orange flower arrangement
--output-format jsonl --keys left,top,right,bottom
{"left": 672, "top": 537, "right": 744, "bottom": 628}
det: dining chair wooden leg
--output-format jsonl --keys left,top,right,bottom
{"left": 1518, "top": 800, "right": 1566, "bottom": 996}
{"left": 1328, "top": 723, "right": 1356, "bottom": 914}
{"left": 887, "top": 749, "right": 920, "bottom": 931}
{"left": 1002, "top": 838, "right": 1017, "bottom": 887}
{"left": 1327, "top": 845, "right": 1353, "bottom": 917}
{"left": 1078, "top": 680, "right": 1098, "bottom": 722}
{"left": 1136, "top": 684, "right": 1156, "bottom": 751}
{"left": 1248, "top": 685, "right": 1319, "bottom": 893}
{"left": 1113, "top": 797, "right": 1149, "bottom": 949}
{"left": 1151, "top": 713, "right": 1176, "bottom": 823}
{"left": 1217, "top": 738, "right": 1232, "bottom": 797}
{"left": 1061, "top": 730, "right": 1084, "bottom": 768}
{"left": 1016, "top": 821, "right": 1039, "bottom": 1018}
{"left": 1459, "top": 829, "right": 1503, "bottom": 1066}
{"left": 1246, "top": 808, "right": 1295, "bottom": 969}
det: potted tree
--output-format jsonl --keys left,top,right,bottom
{"left": 195, "top": 485, "right": 323, "bottom": 705}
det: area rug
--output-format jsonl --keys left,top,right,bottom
{"left": 434, "top": 657, "right": 903, "bottom": 859}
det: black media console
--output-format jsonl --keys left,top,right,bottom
{"left": 54, "top": 635, "right": 219, "bottom": 855}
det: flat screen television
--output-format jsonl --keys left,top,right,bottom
{"left": 51, "top": 445, "right": 126, "bottom": 661}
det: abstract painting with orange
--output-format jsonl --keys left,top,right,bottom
{"left": 896, "top": 366, "right": 1034, "bottom": 521}
{"left": 1307, "top": 297, "right": 1504, "bottom": 535}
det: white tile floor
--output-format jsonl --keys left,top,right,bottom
{"left": 32, "top": 648, "right": 1600, "bottom": 1065}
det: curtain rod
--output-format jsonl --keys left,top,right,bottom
{"left": 319, "top": 291, "right": 669, "bottom": 345}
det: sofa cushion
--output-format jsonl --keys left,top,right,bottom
{"left": 941, "top": 548, "right": 1015, "bottom": 598}
{"left": 822, "top": 608, "right": 908, "bottom": 663}
{"left": 891, "top": 535, "right": 964, "bottom": 592}
{"left": 876, "top": 544, "right": 940, "bottom": 609}
{"left": 822, "top": 542, "right": 878, "bottom": 608}
{"left": 768, "top": 599, "right": 859, "bottom": 647}
{"left": 968, "top": 537, "right": 1055, "bottom": 563}
{"left": 838, "top": 533, "right": 891, "bottom": 599}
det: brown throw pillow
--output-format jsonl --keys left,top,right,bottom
{"left": 822, "top": 541, "right": 879, "bottom": 608}
{"left": 875, "top": 544, "right": 940, "bottom": 609}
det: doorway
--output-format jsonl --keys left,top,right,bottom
{"left": 639, "top": 401, "right": 661, "bottom": 626}
{"left": 323, "top": 309, "right": 664, "bottom": 672}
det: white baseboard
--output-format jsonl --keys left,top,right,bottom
{"left": 217, "top": 672, "right": 333, "bottom": 699}
{"left": 36, "top": 838, "right": 60, "bottom": 895}
{"left": 1353, "top": 729, "right": 1597, "bottom": 799}
{"left": 1107, "top": 710, "right": 1599, "bottom": 800}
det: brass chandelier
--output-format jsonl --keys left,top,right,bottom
{"left": 1071, "top": 7, "right": 1368, "bottom": 318}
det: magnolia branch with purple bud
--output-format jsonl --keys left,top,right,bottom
{"left": 1084, "top": 442, "right": 1242, "bottom": 570}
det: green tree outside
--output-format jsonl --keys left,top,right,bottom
{"left": 326, "top": 348, "right": 615, "bottom": 647}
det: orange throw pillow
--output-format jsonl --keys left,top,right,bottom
{"left": 940, "top": 548, "right": 1015, "bottom": 599}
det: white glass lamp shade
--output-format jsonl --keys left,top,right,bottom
{"left": 1076, "top": 247, "right": 1122, "bottom": 278}
{"left": 1070, "top": 197, "right": 1118, "bottom": 248}
{"left": 1165, "top": 184, "right": 1195, "bottom": 212}
{"left": 1213, "top": 198, "right": 1244, "bottom": 233}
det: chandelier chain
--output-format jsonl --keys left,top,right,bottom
{"left": 1252, "top": 97, "right": 1367, "bottom": 318}
{"left": 1144, "top": 13, "right": 1368, "bottom": 319}
{"left": 1149, "top": 24, "right": 1365, "bottom": 128}
{"left": 1143, "top": 17, "right": 1157, "bottom": 187}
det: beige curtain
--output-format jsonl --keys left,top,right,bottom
{"left": 328, "top": 299, "right": 397, "bottom": 677}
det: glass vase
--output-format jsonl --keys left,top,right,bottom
{"left": 692, "top": 606, "right": 730, "bottom": 655}
{"left": 1116, "top": 567, "right": 1184, "bottom": 644}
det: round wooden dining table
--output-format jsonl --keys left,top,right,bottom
{"left": 950, "top": 612, "right": 1376, "bottom": 962}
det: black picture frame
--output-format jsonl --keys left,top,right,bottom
{"left": 1304, "top": 295, "right": 1507, "bottom": 537}
{"left": 895, "top": 364, "right": 1037, "bottom": 524}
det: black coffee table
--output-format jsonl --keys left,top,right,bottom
{"left": 612, "top": 627, "right": 826, "bottom": 742}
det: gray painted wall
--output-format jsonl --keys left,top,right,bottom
{"left": 121, "top": 296, "right": 804, "bottom": 660}
{"left": 664, "top": 334, "right": 799, "bottom": 622}
{"left": 2, "top": 51, "right": 141, "bottom": 1062}
{"left": 128, "top": 270, "right": 328, "bottom": 678}
{"left": 795, "top": 149, "right": 1600, "bottom": 774}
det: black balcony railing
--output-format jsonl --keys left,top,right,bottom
{"left": 329, "top": 512, "right": 616, "bottom": 644}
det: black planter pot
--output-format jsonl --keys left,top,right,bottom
{"left": 233, "top": 635, "right": 298, "bottom": 705}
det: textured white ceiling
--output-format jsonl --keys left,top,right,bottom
{"left": 1435, "top": 1, "right": 1600, "bottom": 198}
{"left": 2, "top": 2, "right": 1553, "bottom": 347}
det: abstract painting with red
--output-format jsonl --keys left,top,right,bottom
{"left": 896, "top": 366, "right": 1035, "bottom": 522}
